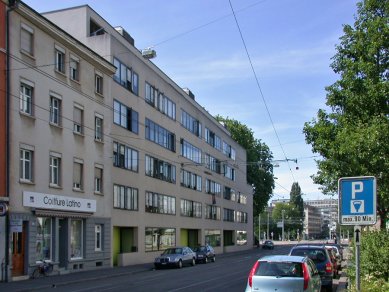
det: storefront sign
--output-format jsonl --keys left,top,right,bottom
{"left": 23, "top": 191, "right": 96, "bottom": 213}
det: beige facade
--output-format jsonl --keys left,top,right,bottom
{"left": 43, "top": 5, "right": 253, "bottom": 266}
{"left": 3, "top": 2, "right": 253, "bottom": 279}
{"left": 6, "top": 2, "right": 116, "bottom": 280}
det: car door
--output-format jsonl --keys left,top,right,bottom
{"left": 183, "top": 248, "right": 191, "bottom": 264}
{"left": 307, "top": 258, "right": 322, "bottom": 291}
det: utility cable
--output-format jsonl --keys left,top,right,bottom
{"left": 228, "top": 0, "right": 296, "bottom": 182}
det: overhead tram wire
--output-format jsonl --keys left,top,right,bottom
{"left": 228, "top": 0, "right": 296, "bottom": 182}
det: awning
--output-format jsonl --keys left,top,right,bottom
{"left": 34, "top": 209, "right": 93, "bottom": 218}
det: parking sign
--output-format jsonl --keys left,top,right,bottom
{"left": 338, "top": 176, "right": 376, "bottom": 225}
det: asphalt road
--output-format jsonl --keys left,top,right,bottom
{"left": 21, "top": 244, "right": 344, "bottom": 292}
{"left": 1, "top": 242, "right": 347, "bottom": 292}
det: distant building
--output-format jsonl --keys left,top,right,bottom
{"left": 303, "top": 204, "right": 322, "bottom": 239}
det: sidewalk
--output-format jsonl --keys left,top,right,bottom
{"left": 0, "top": 262, "right": 154, "bottom": 292}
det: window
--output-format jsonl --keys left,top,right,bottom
{"left": 132, "top": 71, "right": 139, "bottom": 95}
{"left": 94, "top": 167, "right": 103, "bottom": 194}
{"left": 113, "top": 142, "right": 138, "bottom": 172}
{"left": 95, "top": 225, "right": 102, "bottom": 251}
{"left": 205, "top": 128, "right": 221, "bottom": 150}
{"left": 236, "top": 211, "right": 248, "bottom": 223}
{"left": 145, "top": 119, "right": 175, "bottom": 152}
{"left": 113, "top": 184, "right": 138, "bottom": 210}
{"left": 204, "top": 153, "right": 221, "bottom": 173}
{"left": 224, "top": 187, "right": 236, "bottom": 201}
{"left": 145, "top": 227, "right": 176, "bottom": 252}
{"left": 70, "top": 219, "right": 83, "bottom": 259}
{"left": 205, "top": 179, "right": 222, "bottom": 197}
{"left": 49, "top": 95, "right": 61, "bottom": 126}
{"left": 95, "top": 115, "right": 103, "bottom": 141}
{"left": 237, "top": 193, "right": 247, "bottom": 205}
{"left": 205, "top": 230, "right": 221, "bottom": 247}
{"left": 36, "top": 217, "right": 51, "bottom": 261}
{"left": 70, "top": 56, "right": 79, "bottom": 81}
{"left": 20, "top": 148, "right": 33, "bottom": 181}
{"left": 180, "top": 139, "right": 201, "bottom": 163}
{"left": 205, "top": 205, "right": 221, "bottom": 220}
{"left": 73, "top": 105, "right": 84, "bottom": 134}
{"left": 20, "top": 82, "right": 33, "bottom": 115}
{"left": 223, "top": 142, "right": 236, "bottom": 160}
{"left": 113, "top": 58, "right": 138, "bottom": 94}
{"left": 90, "top": 19, "right": 105, "bottom": 36}
{"left": 144, "top": 83, "right": 175, "bottom": 120}
{"left": 21, "top": 23, "right": 33, "bottom": 56}
{"left": 181, "top": 110, "right": 201, "bottom": 137}
{"left": 180, "top": 199, "right": 202, "bottom": 218}
{"left": 180, "top": 169, "right": 202, "bottom": 191}
{"left": 49, "top": 154, "right": 61, "bottom": 186}
{"left": 145, "top": 192, "right": 176, "bottom": 215}
{"left": 145, "top": 155, "right": 176, "bottom": 183}
{"left": 95, "top": 73, "right": 103, "bottom": 94}
{"left": 236, "top": 231, "right": 247, "bottom": 245}
{"left": 223, "top": 164, "right": 235, "bottom": 180}
{"left": 113, "top": 100, "right": 138, "bottom": 134}
{"left": 55, "top": 46, "right": 65, "bottom": 73}
{"left": 73, "top": 160, "right": 83, "bottom": 190}
{"left": 223, "top": 208, "right": 235, "bottom": 222}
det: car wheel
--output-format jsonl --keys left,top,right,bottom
{"left": 204, "top": 257, "right": 208, "bottom": 264}
{"left": 154, "top": 264, "right": 160, "bottom": 270}
{"left": 177, "top": 260, "right": 183, "bottom": 269}
{"left": 212, "top": 256, "right": 216, "bottom": 262}
{"left": 191, "top": 258, "right": 196, "bottom": 266}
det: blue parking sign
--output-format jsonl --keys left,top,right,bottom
{"left": 338, "top": 176, "right": 376, "bottom": 225}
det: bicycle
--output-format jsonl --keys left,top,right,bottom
{"left": 31, "top": 260, "right": 54, "bottom": 279}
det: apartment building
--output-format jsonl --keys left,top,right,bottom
{"left": 303, "top": 204, "right": 322, "bottom": 239}
{"left": 1, "top": 1, "right": 253, "bottom": 280}
{"left": 44, "top": 4, "right": 253, "bottom": 267}
{"left": 4, "top": 1, "right": 116, "bottom": 280}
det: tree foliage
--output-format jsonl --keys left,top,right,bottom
{"left": 349, "top": 230, "right": 389, "bottom": 291}
{"left": 290, "top": 182, "right": 304, "bottom": 218}
{"left": 272, "top": 203, "right": 302, "bottom": 239}
{"left": 215, "top": 116, "right": 275, "bottom": 216}
{"left": 303, "top": 0, "right": 389, "bottom": 227}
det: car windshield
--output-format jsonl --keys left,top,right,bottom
{"left": 163, "top": 248, "right": 182, "bottom": 255}
{"left": 291, "top": 249, "right": 327, "bottom": 263}
{"left": 256, "top": 261, "right": 303, "bottom": 277}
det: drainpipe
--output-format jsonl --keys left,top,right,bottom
{"left": 5, "top": 0, "right": 18, "bottom": 282}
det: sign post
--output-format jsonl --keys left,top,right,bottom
{"left": 339, "top": 176, "right": 376, "bottom": 292}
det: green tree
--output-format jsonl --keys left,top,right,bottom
{"left": 216, "top": 116, "right": 275, "bottom": 216}
{"left": 303, "top": 0, "right": 389, "bottom": 228}
{"left": 290, "top": 182, "right": 304, "bottom": 232}
{"left": 272, "top": 203, "right": 301, "bottom": 239}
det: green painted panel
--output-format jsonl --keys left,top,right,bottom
{"left": 113, "top": 227, "right": 120, "bottom": 266}
{"left": 180, "top": 229, "right": 188, "bottom": 246}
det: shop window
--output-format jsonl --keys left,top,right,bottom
{"left": 36, "top": 217, "right": 52, "bottom": 261}
{"left": 71, "top": 219, "right": 83, "bottom": 259}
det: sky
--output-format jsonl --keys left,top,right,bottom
{"left": 23, "top": 0, "right": 359, "bottom": 202}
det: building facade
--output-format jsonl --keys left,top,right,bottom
{"left": 5, "top": 1, "right": 116, "bottom": 280}
{"left": 43, "top": 4, "right": 253, "bottom": 267}
{"left": 2, "top": 2, "right": 253, "bottom": 281}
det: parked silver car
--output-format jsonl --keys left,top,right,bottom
{"left": 154, "top": 246, "right": 196, "bottom": 269}
{"left": 245, "top": 255, "right": 321, "bottom": 292}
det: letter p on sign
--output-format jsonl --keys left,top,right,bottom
{"left": 351, "top": 182, "right": 363, "bottom": 199}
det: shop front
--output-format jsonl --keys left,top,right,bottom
{"left": 10, "top": 191, "right": 110, "bottom": 279}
